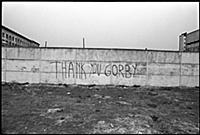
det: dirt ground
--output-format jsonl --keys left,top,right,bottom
{"left": 1, "top": 83, "right": 199, "bottom": 134}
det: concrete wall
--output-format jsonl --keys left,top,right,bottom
{"left": 2, "top": 46, "right": 199, "bottom": 87}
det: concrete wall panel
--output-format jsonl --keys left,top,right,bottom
{"left": 80, "top": 61, "right": 109, "bottom": 74}
{"left": 109, "top": 62, "right": 147, "bottom": 76}
{"left": 2, "top": 59, "right": 6, "bottom": 82}
{"left": 40, "top": 61, "right": 56, "bottom": 73}
{"left": 148, "top": 51, "right": 180, "bottom": 63}
{"left": 76, "top": 74, "right": 111, "bottom": 85}
{"left": 181, "top": 53, "right": 199, "bottom": 64}
{"left": 109, "top": 50, "right": 147, "bottom": 62}
{"left": 2, "top": 71, "right": 5, "bottom": 82}
{"left": 40, "top": 60, "right": 110, "bottom": 75}
{"left": 2, "top": 59, "right": 6, "bottom": 71}
{"left": 181, "top": 76, "right": 199, "bottom": 87}
{"left": 147, "top": 75, "right": 179, "bottom": 86}
{"left": 41, "top": 48, "right": 76, "bottom": 61}
{"left": 111, "top": 75, "right": 147, "bottom": 86}
{"left": 76, "top": 49, "right": 113, "bottom": 61}
{"left": 2, "top": 47, "right": 6, "bottom": 58}
{"left": 40, "top": 73, "right": 75, "bottom": 84}
{"left": 148, "top": 63, "right": 180, "bottom": 76}
{"left": 76, "top": 49, "right": 147, "bottom": 62}
{"left": 181, "top": 64, "right": 199, "bottom": 76}
{"left": 6, "top": 60, "right": 40, "bottom": 73}
{"left": 6, "top": 47, "right": 18, "bottom": 59}
{"left": 6, "top": 47, "right": 41, "bottom": 60}
{"left": 6, "top": 72, "right": 40, "bottom": 83}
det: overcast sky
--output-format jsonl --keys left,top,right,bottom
{"left": 2, "top": 2, "right": 199, "bottom": 50}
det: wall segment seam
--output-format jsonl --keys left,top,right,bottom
{"left": 146, "top": 49, "right": 148, "bottom": 86}
{"left": 4, "top": 48, "right": 7, "bottom": 82}
{"left": 39, "top": 48, "right": 42, "bottom": 83}
{"left": 179, "top": 51, "right": 182, "bottom": 87}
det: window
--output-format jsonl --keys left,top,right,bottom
{"left": 9, "top": 35, "right": 11, "bottom": 40}
{"left": 2, "top": 32, "right": 5, "bottom": 38}
{"left": 6, "top": 34, "right": 8, "bottom": 39}
{"left": 12, "top": 36, "right": 14, "bottom": 41}
{"left": 12, "top": 43, "right": 14, "bottom": 46}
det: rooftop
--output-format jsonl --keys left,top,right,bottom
{"left": 2, "top": 25, "right": 40, "bottom": 46}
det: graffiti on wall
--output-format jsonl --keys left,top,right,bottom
{"left": 50, "top": 61, "right": 147, "bottom": 79}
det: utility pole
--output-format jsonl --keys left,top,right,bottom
{"left": 45, "top": 41, "right": 47, "bottom": 47}
{"left": 83, "top": 37, "right": 85, "bottom": 48}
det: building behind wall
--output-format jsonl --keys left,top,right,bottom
{"left": 179, "top": 29, "right": 199, "bottom": 52}
{"left": 1, "top": 25, "right": 40, "bottom": 47}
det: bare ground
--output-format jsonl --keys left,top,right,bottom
{"left": 1, "top": 83, "right": 199, "bottom": 134}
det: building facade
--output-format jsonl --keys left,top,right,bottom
{"left": 2, "top": 25, "right": 40, "bottom": 47}
{"left": 179, "top": 29, "right": 199, "bottom": 52}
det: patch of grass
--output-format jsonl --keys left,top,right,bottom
{"left": 2, "top": 83, "right": 199, "bottom": 134}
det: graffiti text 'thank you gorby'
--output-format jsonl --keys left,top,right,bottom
{"left": 50, "top": 61, "right": 147, "bottom": 79}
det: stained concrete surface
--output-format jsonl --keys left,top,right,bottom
{"left": 2, "top": 47, "right": 199, "bottom": 87}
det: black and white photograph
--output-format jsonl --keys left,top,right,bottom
{"left": 1, "top": 1, "right": 199, "bottom": 134}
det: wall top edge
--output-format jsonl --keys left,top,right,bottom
{"left": 2, "top": 46, "right": 199, "bottom": 53}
